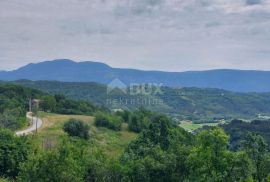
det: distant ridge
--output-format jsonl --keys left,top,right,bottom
{"left": 1, "top": 59, "right": 270, "bottom": 92}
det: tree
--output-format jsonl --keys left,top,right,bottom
{"left": 116, "top": 110, "right": 131, "bottom": 123}
{"left": 159, "top": 117, "right": 170, "bottom": 150}
{"left": 128, "top": 115, "right": 142, "bottom": 133}
{"left": 125, "top": 146, "right": 177, "bottom": 182}
{"left": 40, "top": 96, "right": 56, "bottom": 112}
{"left": 94, "top": 112, "right": 122, "bottom": 131}
{"left": 18, "top": 140, "right": 87, "bottom": 182}
{"left": 242, "top": 133, "right": 270, "bottom": 182}
{"left": 188, "top": 128, "right": 252, "bottom": 182}
{"left": 0, "top": 109, "right": 26, "bottom": 130}
{"left": 121, "top": 116, "right": 193, "bottom": 181}
{"left": 0, "top": 128, "right": 32, "bottom": 179}
{"left": 226, "top": 152, "right": 253, "bottom": 181}
{"left": 63, "top": 119, "right": 89, "bottom": 139}
{"left": 54, "top": 94, "right": 66, "bottom": 102}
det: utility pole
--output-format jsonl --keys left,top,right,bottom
{"left": 29, "top": 98, "right": 32, "bottom": 112}
{"left": 32, "top": 102, "right": 39, "bottom": 134}
{"left": 36, "top": 100, "right": 39, "bottom": 133}
{"left": 29, "top": 98, "right": 34, "bottom": 124}
{"left": 36, "top": 111, "right": 38, "bottom": 133}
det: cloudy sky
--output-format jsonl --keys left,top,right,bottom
{"left": 0, "top": 0, "right": 270, "bottom": 71}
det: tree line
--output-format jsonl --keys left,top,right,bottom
{"left": 0, "top": 83, "right": 106, "bottom": 130}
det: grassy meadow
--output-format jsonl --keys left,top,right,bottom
{"left": 31, "top": 112, "right": 138, "bottom": 159}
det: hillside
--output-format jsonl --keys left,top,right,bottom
{"left": 0, "top": 83, "right": 45, "bottom": 130}
{"left": 34, "top": 112, "right": 138, "bottom": 159}
{"left": 14, "top": 80, "right": 270, "bottom": 122}
{"left": 2, "top": 80, "right": 270, "bottom": 182}
{"left": 0, "top": 83, "right": 104, "bottom": 130}
{"left": 2, "top": 59, "right": 270, "bottom": 92}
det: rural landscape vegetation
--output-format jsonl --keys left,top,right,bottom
{"left": 1, "top": 60, "right": 270, "bottom": 182}
{"left": 1, "top": 0, "right": 270, "bottom": 181}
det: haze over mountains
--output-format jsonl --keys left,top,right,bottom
{"left": 1, "top": 59, "right": 270, "bottom": 92}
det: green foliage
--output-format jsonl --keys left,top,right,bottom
{"left": 84, "top": 156, "right": 126, "bottom": 182}
{"left": 128, "top": 115, "right": 144, "bottom": 133}
{"left": 15, "top": 80, "right": 270, "bottom": 122}
{"left": 40, "top": 95, "right": 56, "bottom": 112}
{"left": 0, "top": 109, "right": 26, "bottom": 130}
{"left": 115, "top": 110, "right": 131, "bottom": 123}
{"left": 0, "top": 83, "right": 104, "bottom": 130}
{"left": 125, "top": 146, "right": 178, "bottom": 182}
{"left": 18, "top": 139, "right": 88, "bottom": 182}
{"left": 222, "top": 119, "right": 270, "bottom": 150}
{"left": 120, "top": 115, "right": 194, "bottom": 181}
{"left": 0, "top": 178, "right": 10, "bottom": 182}
{"left": 242, "top": 133, "right": 270, "bottom": 182}
{"left": 0, "top": 128, "right": 32, "bottom": 179}
{"left": 1, "top": 81, "right": 270, "bottom": 182}
{"left": 94, "top": 112, "right": 122, "bottom": 131}
{"left": 121, "top": 125, "right": 270, "bottom": 182}
{"left": 128, "top": 110, "right": 151, "bottom": 133}
{"left": 53, "top": 94, "right": 102, "bottom": 115}
{"left": 0, "top": 83, "right": 38, "bottom": 130}
{"left": 63, "top": 119, "right": 90, "bottom": 139}
{"left": 2, "top": 115, "right": 270, "bottom": 181}
{"left": 188, "top": 128, "right": 250, "bottom": 182}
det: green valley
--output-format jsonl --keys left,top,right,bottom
{"left": 13, "top": 80, "right": 270, "bottom": 123}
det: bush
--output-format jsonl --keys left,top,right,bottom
{"left": 18, "top": 140, "right": 87, "bottom": 182}
{"left": 0, "top": 128, "right": 32, "bottom": 179}
{"left": 94, "top": 112, "right": 122, "bottom": 131}
{"left": 128, "top": 115, "right": 143, "bottom": 133}
{"left": 128, "top": 111, "right": 151, "bottom": 133}
{"left": 115, "top": 110, "right": 131, "bottom": 123}
{"left": 0, "top": 109, "right": 27, "bottom": 130}
{"left": 63, "top": 119, "right": 89, "bottom": 139}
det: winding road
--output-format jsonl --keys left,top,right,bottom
{"left": 15, "top": 112, "right": 43, "bottom": 136}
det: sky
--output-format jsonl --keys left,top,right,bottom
{"left": 0, "top": 0, "right": 270, "bottom": 71}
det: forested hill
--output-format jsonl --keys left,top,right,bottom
{"left": 13, "top": 80, "right": 270, "bottom": 122}
{"left": 2, "top": 59, "right": 270, "bottom": 92}
{"left": 0, "top": 83, "right": 104, "bottom": 130}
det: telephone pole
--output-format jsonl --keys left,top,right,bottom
{"left": 36, "top": 111, "right": 38, "bottom": 133}
{"left": 29, "top": 98, "right": 32, "bottom": 112}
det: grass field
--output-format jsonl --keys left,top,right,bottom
{"left": 179, "top": 121, "right": 219, "bottom": 131}
{"left": 31, "top": 112, "right": 138, "bottom": 159}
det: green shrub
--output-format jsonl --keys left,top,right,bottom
{"left": 0, "top": 128, "right": 32, "bottom": 179}
{"left": 128, "top": 115, "right": 143, "bottom": 133}
{"left": 18, "top": 140, "right": 87, "bottom": 182}
{"left": 115, "top": 110, "right": 131, "bottom": 123}
{"left": 94, "top": 112, "right": 122, "bottom": 131}
{"left": 127, "top": 109, "right": 152, "bottom": 133}
{"left": 63, "top": 119, "right": 89, "bottom": 139}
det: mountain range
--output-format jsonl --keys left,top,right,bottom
{"left": 1, "top": 59, "right": 270, "bottom": 92}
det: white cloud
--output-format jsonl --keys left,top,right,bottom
{"left": 0, "top": 0, "right": 270, "bottom": 71}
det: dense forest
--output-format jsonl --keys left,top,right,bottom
{"left": 13, "top": 80, "right": 270, "bottom": 123}
{"left": 221, "top": 119, "right": 270, "bottom": 151}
